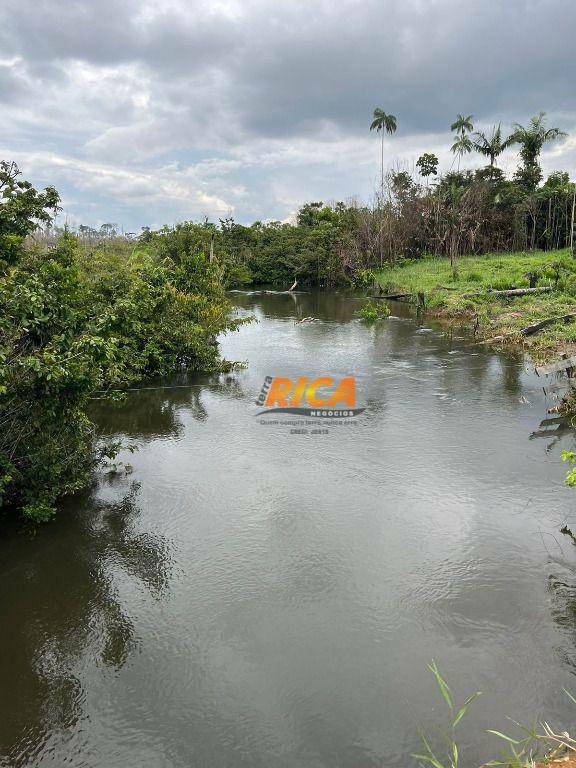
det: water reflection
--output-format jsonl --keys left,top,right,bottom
{"left": 0, "top": 481, "right": 171, "bottom": 767}
{"left": 230, "top": 289, "right": 367, "bottom": 323}
{"left": 92, "top": 372, "right": 248, "bottom": 440}
{"left": 4, "top": 290, "right": 576, "bottom": 767}
{"left": 530, "top": 415, "right": 575, "bottom": 450}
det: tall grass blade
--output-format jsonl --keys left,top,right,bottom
{"left": 452, "top": 692, "right": 482, "bottom": 728}
{"left": 428, "top": 661, "right": 453, "bottom": 711}
{"left": 486, "top": 729, "right": 521, "bottom": 745}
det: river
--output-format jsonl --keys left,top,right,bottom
{"left": 2, "top": 290, "right": 576, "bottom": 767}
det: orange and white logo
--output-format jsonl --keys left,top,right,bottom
{"left": 255, "top": 376, "right": 364, "bottom": 418}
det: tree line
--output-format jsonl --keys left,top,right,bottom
{"left": 63, "top": 109, "right": 570, "bottom": 289}
{"left": 34, "top": 109, "right": 574, "bottom": 293}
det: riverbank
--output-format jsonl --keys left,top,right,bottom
{"left": 375, "top": 249, "right": 576, "bottom": 363}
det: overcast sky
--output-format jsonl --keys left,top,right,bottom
{"left": 1, "top": 0, "right": 575, "bottom": 230}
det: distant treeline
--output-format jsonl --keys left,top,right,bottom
{"left": 59, "top": 174, "right": 575, "bottom": 288}
{"left": 36, "top": 111, "right": 575, "bottom": 288}
{"left": 136, "top": 166, "right": 576, "bottom": 287}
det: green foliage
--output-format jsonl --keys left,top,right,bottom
{"left": 353, "top": 268, "right": 378, "bottom": 288}
{"left": 490, "top": 276, "right": 517, "bottom": 291}
{"left": 512, "top": 112, "right": 567, "bottom": 191}
{"left": 558, "top": 274, "right": 576, "bottom": 297}
{"left": 562, "top": 451, "right": 576, "bottom": 486}
{"left": 99, "top": 440, "right": 138, "bottom": 475}
{"left": 484, "top": 689, "right": 576, "bottom": 766}
{"left": 416, "top": 664, "right": 576, "bottom": 768}
{"left": 0, "top": 164, "right": 242, "bottom": 522}
{"left": 139, "top": 203, "right": 362, "bottom": 288}
{"left": 357, "top": 299, "right": 390, "bottom": 321}
{"left": 472, "top": 124, "right": 515, "bottom": 167}
{"left": 370, "top": 108, "right": 397, "bottom": 135}
{"left": 417, "top": 153, "right": 439, "bottom": 178}
{"left": 450, "top": 114, "right": 474, "bottom": 136}
{"left": 0, "top": 161, "right": 60, "bottom": 264}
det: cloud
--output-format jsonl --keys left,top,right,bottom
{"left": 0, "top": 0, "right": 575, "bottom": 229}
{"left": 0, "top": 149, "right": 234, "bottom": 227}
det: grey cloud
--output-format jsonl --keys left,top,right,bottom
{"left": 3, "top": 0, "right": 575, "bottom": 139}
{"left": 0, "top": 64, "right": 23, "bottom": 102}
{"left": 1, "top": 0, "right": 575, "bottom": 228}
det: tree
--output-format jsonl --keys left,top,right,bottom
{"left": 450, "top": 114, "right": 474, "bottom": 137}
{"left": 100, "top": 223, "right": 118, "bottom": 238}
{"left": 416, "top": 153, "right": 439, "bottom": 180}
{"left": 370, "top": 108, "right": 397, "bottom": 198}
{"left": 511, "top": 112, "right": 567, "bottom": 191}
{"left": 450, "top": 134, "right": 473, "bottom": 169}
{"left": 0, "top": 161, "right": 60, "bottom": 262}
{"left": 0, "top": 160, "right": 240, "bottom": 523}
{"left": 472, "top": 124, "right": 515, "bottom": 167}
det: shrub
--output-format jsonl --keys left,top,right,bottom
{"left": 0, "top": 164, "right": 243, "bottom": 522}
{"left": 357, "top": 299, "right": 391, "bottom": 321}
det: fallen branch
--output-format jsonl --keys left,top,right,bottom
{"left": 520, "top": 312, "right": 576, "bottom": 336}
{"left": 475, "top": 313, "right": 576, "bottom": 345}
{"left": 370, "top": 293, "right": 411, "bottom": 300}
{"left": 463, "top": 286, "right": 552, "bottom": 298}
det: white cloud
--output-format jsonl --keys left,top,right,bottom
{"left": 0, "top": 149, "right": 233, "bottom": 220}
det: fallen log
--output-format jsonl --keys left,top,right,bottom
{"left": 520, "top": 312, "right": 576, "bottom": 336}
{"left": 370, "top": 293, "right": 411, "bottom": 300}
{"left": 475, "top": 312, "right": 576, "bottom": 345}
{"left": 463, "top": 286, "right": 552, "bottom": 298}
{"left": 542, "top": 379, "right": 576, "bottom": 394}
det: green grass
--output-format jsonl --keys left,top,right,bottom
{"left": 376, "top": 249, "right": 576, "bottom": 361}
{"left": 417, "top": 661, "right": 576, "bottom": 768}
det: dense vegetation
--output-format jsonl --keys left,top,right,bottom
{"left": 70, "top": 202, "right": 361, "bottom": 288}
{"left": 62, "top": 113, "right": 573, "bottom": 289}
{"left": 0, "top": 161, "right": 241, "bottom": 523}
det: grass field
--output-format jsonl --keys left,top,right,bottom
{"left": 376, "top": 249, "right": 576, "bottom": 361}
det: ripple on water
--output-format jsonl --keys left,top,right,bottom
{"left": 3, "top": 292, "right": 576, "bottom": 768}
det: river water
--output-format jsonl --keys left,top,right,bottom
{"left": 2, "top": 291, "right": 576, "bottom": 767}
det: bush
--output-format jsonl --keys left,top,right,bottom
{"left": 0, "top": 163, "right": 243, "bottom": 522}
{"left": 357, "top": 299, "right": 391, "bottom": 321}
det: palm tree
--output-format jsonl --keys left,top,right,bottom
{"left": 370, "top": 108, "right": 397, "bottom": 197}
{"left": 450, "top": 134, "right": 473, "bottom": 170}
{"left": 472, "top": 124, "right": 515, "bottom": 167}
{"left": 511, "top": 112, "right": 567, "bottom": 190}
{"left": 450, "top": 114, "right": 474, "bottom": 137}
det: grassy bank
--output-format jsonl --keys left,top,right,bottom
{"left": 376, "top": 249, "right": 576, "bottom": 361}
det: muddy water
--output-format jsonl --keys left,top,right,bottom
{"left": 2, "top": 290, "right": 576, "bottom": 767}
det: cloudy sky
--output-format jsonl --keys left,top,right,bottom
{"left": 1, "top": 0, "right": 576, "bottom": 231}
